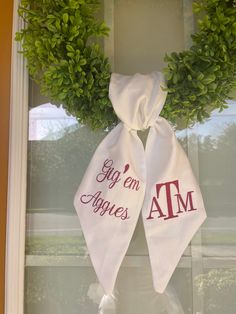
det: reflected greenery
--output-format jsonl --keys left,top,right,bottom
{"left": 185, "top": 123, "right": 236, "bottom": 217}
{"left": 27, "top": 125, "right": 107, "bottom": 213}
{"left": 195, "top": 268, "right": 236, "bottom": 314}
{"left": 25, "top": 235, "right": 86, "bottom": 256}
{"left": 25, "top": 267, "right": 97, "bottom": 314}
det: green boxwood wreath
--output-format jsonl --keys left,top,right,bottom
{"left": 16, "top": 0, "right": 236, "bottom": 129}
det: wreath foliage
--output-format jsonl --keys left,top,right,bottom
{"left": 16, "top": 0, "right": 236, "bottom": 129}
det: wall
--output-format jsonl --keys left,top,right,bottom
{"left": 0, "top": 0, "right": 14, "bottom": 313}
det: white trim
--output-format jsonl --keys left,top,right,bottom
{"left": 182, "top": 2, "right": 205, "bottom": 313}
{"left": 5, "top": 0, "right": 28, "bottom": 313}
{"left": 25, "top": 255, "right": 192, "bottom": 268}
{"left": 104, "top": 0, "right": 115, "bottom": 71}
{"left": 25, "top": 255, "right": 236, "bottom": 268}
{"left": 183, "top": 0, "right": 194, "bottom": 49}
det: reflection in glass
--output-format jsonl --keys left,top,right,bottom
{"left": 27, "top": 104, "right": 107, "bottom": 257}
{"left": 29, "top": 103, "right": 78, "bottom": 141}
{"left": 190, "top": 103, "right": 236, "bottom": 218}
{"left": 25, "top": 266, "right": 192, "bottom": 314}
{"left": 194, "top": 268, "right": 236, "bottom": 314}
{"left": 25, "top": 267, "right": 98, "bottom": 314}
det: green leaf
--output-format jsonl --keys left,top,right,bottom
{"left": 66, "top": 45, "right": 75, "bottom": 52}
{"left": 63, "top": 13, "right": 69, "bottom": 24}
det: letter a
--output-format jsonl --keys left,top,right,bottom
{"left": 146, "top": 196, "right": 166, "bottom": 220}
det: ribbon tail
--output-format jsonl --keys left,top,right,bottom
{"left": 98, "top": 293, "right": 117, "bottom": 314}
{"left": 142, "top": 118, "right": 206, "bottom": 293}
{"left": 164, "top": 285, "right": 185, "bottom": 314}
{"left": 74, "top": 124, "right": 146, "bottom": 294}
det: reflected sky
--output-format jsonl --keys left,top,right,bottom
{"left": 177, "top": 100, "right": 236, "bottom": 140}
{"left": 29, "top": 103, "right": 79, "bottom": 141}
{"left": 29, "top": 101, "right": 236, "bottom": 142}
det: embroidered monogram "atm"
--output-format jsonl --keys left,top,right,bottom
{"left": 146, "top": 180, "right": 197, "bottom": 221}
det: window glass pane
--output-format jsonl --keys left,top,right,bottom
{"left": 25, "top": 266, "right": 192, "bottom": 314}
{"left": 25, "top": 266, "right": 98, "bottom": 314}
{"left": 188, "top": 103, "right": 236, "bottom": 256}
{"left": 114, "top": 0, "right": 185, "bottom": 74}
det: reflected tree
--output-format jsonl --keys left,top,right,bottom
{"left": 195, "top": 268, "right": 236, "bottom": 314}
{"left": 25, "top": 267, "right": 98, "bottom": 314}
{"left": 27, "top": 125, "right": 107, "bottom": 212}
{"left": 190, "top": 123, "right": 236, "bottom": 217}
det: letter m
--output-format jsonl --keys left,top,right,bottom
{"left": 175, "top": 191, "right": 197, "bottom": 213}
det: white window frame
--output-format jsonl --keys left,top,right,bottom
{"left": 5, "top": 0, "right": 28, "bottom": 313}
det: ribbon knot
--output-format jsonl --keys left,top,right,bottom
{"left": 74, "top": 71, "right": 206, "bottom": 297}
{"left": 110, "top": 72, "right": 166, "bottom": 130}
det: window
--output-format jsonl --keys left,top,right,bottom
{"left": 7, "top": 1, "right": 236, "bottom": 314}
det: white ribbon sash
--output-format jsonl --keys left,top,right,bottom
{"left": 74, "top": 71, "right": 206, "bottom": 295}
